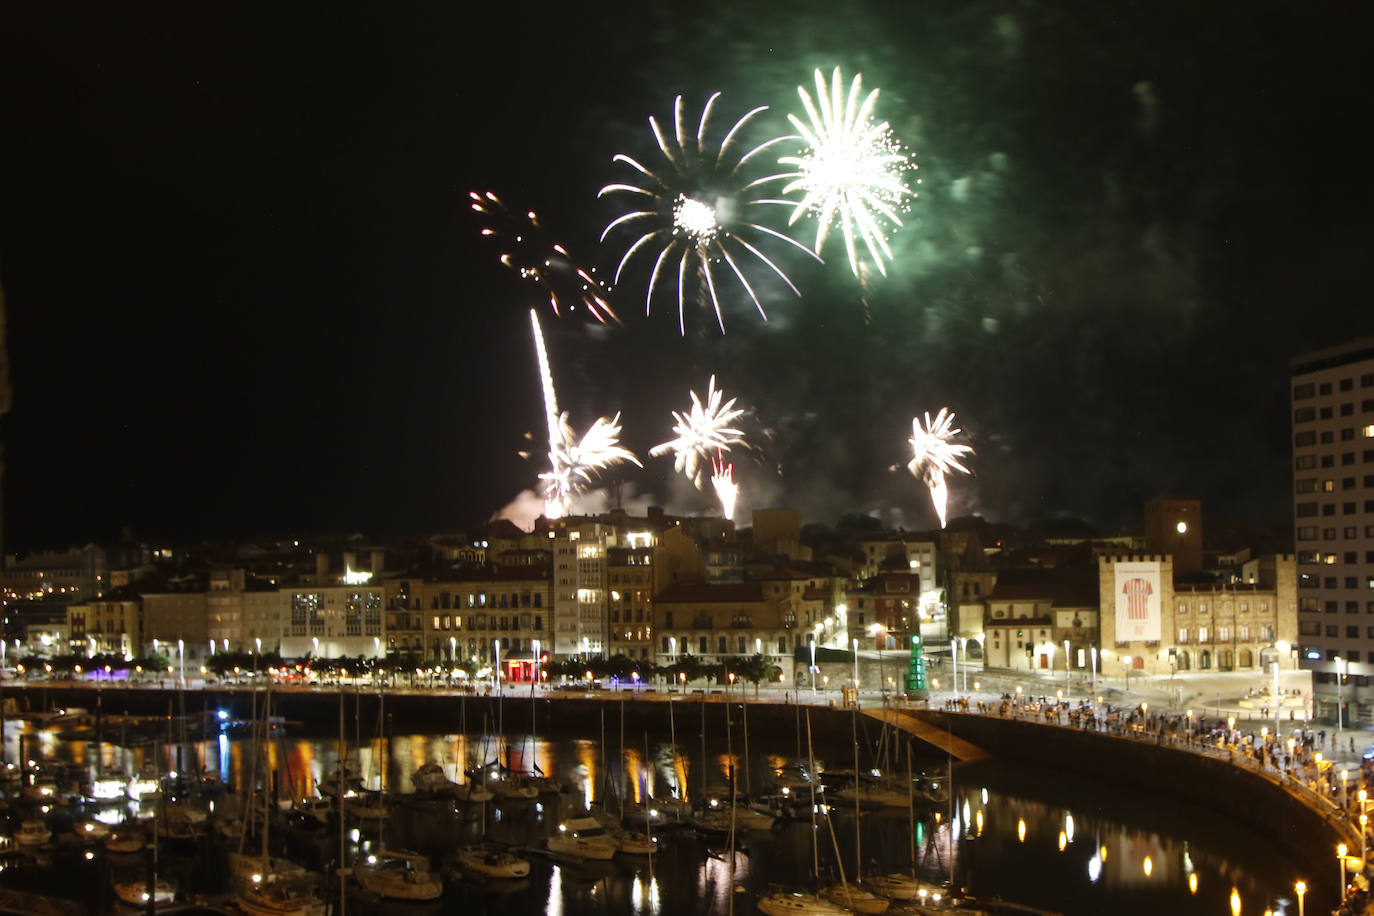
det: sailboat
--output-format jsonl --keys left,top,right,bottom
{"left": 231, "top": 683, "right": 308, "bottom": 887}
{"left": 455, "top": 843, "right": 531, "bottom": 879}
{"left": 354, "top": 848, "right": 444, "bottom": 901}
{"left": 236, "top": 880, "right": 329, "bottom": 916}
{"left": 757, "top": 710, "right": 850, "bottom": 916}
{"left": 819, "top": 706, "right": 891, "bottom": 914}
{"left": 861, "top": 740, "right": 929, "bottom": 903}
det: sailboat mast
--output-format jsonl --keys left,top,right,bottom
{"left": 741, "top": 697, "right": 750, "bottom": 798}
{"left": 805, "top": 711, "right": 819, "bottom": 883}
{"left": 727, "top": 697, "right": 736, "bottom": 916}
{"left": 261, "top": 685, "right": 271, "bottom": 861}
{"left": 852, "top": 706, "right": 861, "bottom": 879}
{"left": 619, "top": 696, "right": 626, "bottom": 820}
{"left": 668, "top": 699, "right": 678, "bottom": 800}
{"left": 338, "top": 689, "right": 346, "bottom": 916}
{"left": 907, "top": 740, "right": 916, "bottom": 880}
{"left": 700, "top": 696, "right": 707, "bottom": 802}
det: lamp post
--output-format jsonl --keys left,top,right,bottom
{"left": 950, "top": 638, "right": 958, "bottom": 697}
{"left": 809, "top": 637, "right": 818, "bottom": 696}
{"left": 1295, "top": 880, "right": 1306, "bottom": 916}
{"left": 1339, "top": 843, "right": 1348, "bottom": 895}
{"left": 1064, "top": 639, "right": 1071, "bottom": 697}
{"left": 1090, "top": 647, "right": 1098, "bottom": 695}
{"left": 1274, "top": 640, "right": 1290, "bottom": 746}
{"left": 1361, "top": 814, "right": 1369, "bottom": 871}
{"left": 1122, "top": 656, "right": 1133, "bottom": 692}
{"left": 1337, "top": 656, "right": 1345, "bottom": 740}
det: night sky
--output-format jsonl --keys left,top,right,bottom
{"left": 2, "top": 2, "right": 1372, "bottom": 552}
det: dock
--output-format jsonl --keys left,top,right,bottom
{"left": 861, "top": 706, "right": 991, "bottom": 762}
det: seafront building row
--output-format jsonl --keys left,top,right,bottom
{"left": 1, "top": 499, "right": 1320, "bottom": 713}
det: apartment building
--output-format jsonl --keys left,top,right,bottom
{"left": 1291, "top": 338, "right": 1374, "bottom": 719}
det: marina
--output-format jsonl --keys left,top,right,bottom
{"left": 0, "top": 685, "right": 1339, "bottom": 914}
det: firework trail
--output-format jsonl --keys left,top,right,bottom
{"left": 473, "top": 190, "right": 619, "bottom": 324}
{"left": 529, "top": 309, "right": 640, "bottom": 518}
{"left": 599, "top": 92, "right": 819, "bottom": 334}
{"left": 907, "top": 407, "right": 973, "bottom": 528}
{"left": 711, "top": 452, "right": 738, "bottom": 522}
{"left": 650, "top": 376, "right": 746, "bottom": 488}
{"left": 530, "top": 310, "right": 561, "bottom": 459}
{"left": 765, "top": 67, "right": 917, "bottom": 278}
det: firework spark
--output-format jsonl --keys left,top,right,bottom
{"left": 599, "top": 93, "right": 819, "bottom": 334}
{"left": 529, "top": 310, "right": 639, "bottom": 518}
{"left": 907, "top": 407, "right": 973, "bottom": 528}
{"left": 472, "top": 190, "right": 619, "bottom": 324}
{"left": 650, "top": 376, "right": 746, "bottom": 488}
{"left": 540, "top": 412, "right": 642, "bottom": 518}
{"left": 711, "top": 452, "right": 738, "bottom": 522}
{"left": 770, "top": 67, "right": 916, "bottom": 278}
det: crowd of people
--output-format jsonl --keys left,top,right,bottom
{"left": 944, "top": 690, "right": 1374, "bottom": 910}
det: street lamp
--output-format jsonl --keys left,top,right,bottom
{"left": 1090, "top": 647, "right": 1098, "bottom": 695}
{"left": 1337, "top": 656, "right": 1346, "bottom": 739}
{"left": 1064, "top": 639, "right": 1071, "bottom": 696}
{"left": 950, "top": 637, "right": 958, "bottom": 696}
{"left": 1295, "top": 880, "right": 1306, "bottom": 916}
{"left": 1274, "top": 640, "right": 1291, "bottom": 746}
{"left": 810, "top": 636, "right": 818, "bottom": 696}
{"left": 1338, "top": 843, "right": 1348, "bottom": 895}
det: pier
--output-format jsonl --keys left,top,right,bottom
{"left": 861, "top": 705, "right": 992, "bottom": 762}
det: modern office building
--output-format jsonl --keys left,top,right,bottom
{"left": 1291, "top": 338, "right": 1374, "bottom": 722}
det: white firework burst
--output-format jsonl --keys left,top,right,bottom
{"left": 529, "top": 309, "right": 639, "bottom": 518}
{"left": 907, "top": 407, "right": 973, "bottom": 529}
{"left": 650, "top": 376, "right": 746, "bottom": 488}
{"left": 541, "top": 412, "right": 642, "bottom": 518}
{"left": 771, "top": 67, "right": 917, "bottom": 278}
{"left": 711, "top": 453, "right": 738, "bottom": 522}
{"left": 599, "top": 92, "right": 819, "bottom": 334}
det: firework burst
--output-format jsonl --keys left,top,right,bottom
{"left": 540, "top": 411, "right": 641, "bottom": 518}
{"left": 599, "top": 93, "right": 819, "bottom": 334}
{"left": 770, "top": 67, "right": 917, "bottom": 278}
{"left": 650, "top": 376, "right": 746, "bottom": 488}
{"left": 907, "top": 407, "right": 973, "bottom": 528}
{"left": 529, "top": 310, "right": 639, "bottom": 518}
{"left": 472, "top": 190, "right": 619, "bottom": 324}
{"left": 711, "top": 452, "right": 738, "bottom": 521}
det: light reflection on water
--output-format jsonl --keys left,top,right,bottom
{"left": 1, "top": 723, "right": 1333, "bottom": 915}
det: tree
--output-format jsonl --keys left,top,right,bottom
{"left": 730, "top": 653, "right": 782, "bottom": 696}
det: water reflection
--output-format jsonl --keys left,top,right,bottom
{"left": 0, "top": 722, "right": 1335, "bottom": 915}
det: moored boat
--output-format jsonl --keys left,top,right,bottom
{"left": 112, "top": 878, "right": 176, "bottom": 907}
{"left": 546, "top": 816, "right": 617, "bottom": 861}
{"left": 820, "top": 883, "right": 891, "bottom": 913}
{"left": 456, "top": 843, "right": 531, "bottom": 879}
{"left": 235, "top": 881, "right": 327, "bottom": 916}
{"left": 757, "top": 890, "right": 852, "bottom": 915}
{"left": 860, "top": 873, "right": 923, "bottom": 901}
{"left": 353, "top": 851, "right": 443, "bottom": 901}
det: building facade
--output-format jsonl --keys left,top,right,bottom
{"left": 1291, "top": 339, "right": 1374, "bottom": 720}
{"left": 1098, "top": 554, "right": 1297, "bottom": 680}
